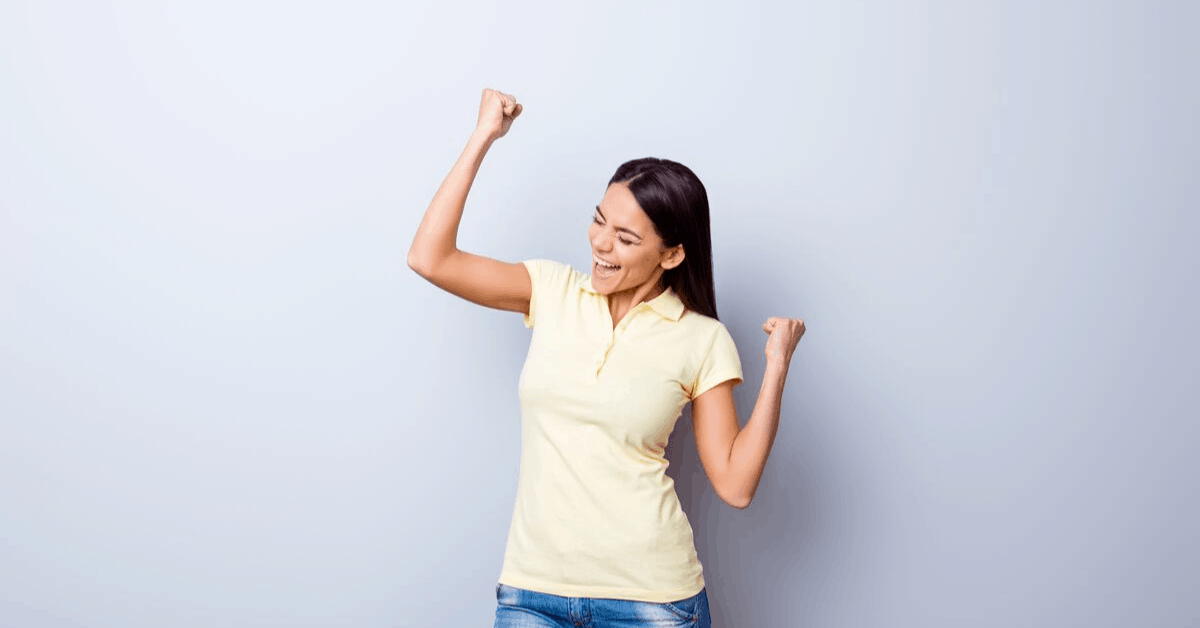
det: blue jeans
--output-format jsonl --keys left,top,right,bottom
{"left": 493, "top": 582, "right": 711, "bottom": 628}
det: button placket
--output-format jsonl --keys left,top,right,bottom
{"left": 596, "top": 304, "right": 647, "bottom": 376}
{"left": 593, "top": 334, "right": 611, "bottom": 375}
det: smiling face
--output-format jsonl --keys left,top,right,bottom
{"left": 588, "top": 181, "right": 685, "bottom": 296}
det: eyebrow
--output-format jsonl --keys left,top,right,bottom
{"left": 595, "top": 205, "right": 643, "bottom": 240}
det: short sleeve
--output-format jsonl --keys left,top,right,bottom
{"left": 519, "top": 258, "right": 572, "bottom": 330}
{"left": 691, "top": 323, "right": 744, "bottom": 400}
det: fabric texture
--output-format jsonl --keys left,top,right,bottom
{"left": 497, "top": 258, "right": 743, "bottom": 603}
{"left": 493, "top": 582, "right": 711, "bottom": 628}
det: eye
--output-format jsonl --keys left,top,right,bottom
{"left": 594, "top": 215, "right": 636, "bottom": 245}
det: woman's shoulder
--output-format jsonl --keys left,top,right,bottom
{"left": 521, "top": 258, "right": 594, "bottom": 305}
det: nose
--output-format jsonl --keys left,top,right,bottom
{"left": 592, "top": 233, "right": 615, "bottom": 253}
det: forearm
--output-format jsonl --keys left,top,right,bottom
{"left": 407, "top": 130, "right": 496, "bottom": 270}
{"left": 727, "top": 360, "right": 789, "bottom": 508}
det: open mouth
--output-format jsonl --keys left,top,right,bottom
{"left": 593, "top": 260, "right": 621, "bottom": 277}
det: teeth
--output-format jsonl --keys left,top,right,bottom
{"left": 594, "top": 256, "right": 620, "bottom": 269}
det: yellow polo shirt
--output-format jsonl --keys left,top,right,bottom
{"left": 496, "top": 258, "right": 744, "bottom": 603}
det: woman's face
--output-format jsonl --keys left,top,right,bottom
{"left": 587, "top": 181, "right": 684, "bottom": 295}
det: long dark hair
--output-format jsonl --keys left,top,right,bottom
{"left": 608, "top": 157, "right": 720, "bottom": 321}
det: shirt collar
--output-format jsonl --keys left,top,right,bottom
{"left": 576, "top": 273, "right": 685, "bottom": 322}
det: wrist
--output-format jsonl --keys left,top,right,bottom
{"left": 471, "top": 128, "right": 499, "bottom": 145}
{"left": 766, "top": 357, "right": 790, "bottom": 376}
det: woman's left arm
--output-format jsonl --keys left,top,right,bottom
{"left": 728, "top": 317, "right": 806, "bottom": 508}
{"left": 725, "top": 358, "right": 790, "bottom": 508}
{"left": 692, "top": 317, "right": 805, "bottom": 509}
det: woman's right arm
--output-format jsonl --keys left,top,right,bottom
{"left": 407, "top": 89, "right": 532, "bottom": 316}
{"left": 406, "top": 127, "right": 496, "bottom": 272}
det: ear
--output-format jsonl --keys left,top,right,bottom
{"left": 661, "top": 244, "right": 686, "bottom": 271}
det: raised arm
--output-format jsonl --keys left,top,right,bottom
{"left": 407, "top": 89, "right": 531, "bottom": 315}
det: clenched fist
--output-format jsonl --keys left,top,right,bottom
{"left": 762, "top": 316, "right": 806, "bottom": 367}
{"left": 476, "top": 88, "right": 523, "bottom": 141}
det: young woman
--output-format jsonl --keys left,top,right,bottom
{"left": 408, "top": 88, "right": 805, "bottom": 628}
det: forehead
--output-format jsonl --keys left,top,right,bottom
{"left": 599, "top": 182, "right": 650, "bottom": 224}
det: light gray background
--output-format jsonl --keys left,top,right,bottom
{"left": 2, "top": 1, "right": 1196, "bottom": 627}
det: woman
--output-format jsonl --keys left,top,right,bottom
{"left": 408, "top": 88, "right": 805, "bottom": 628}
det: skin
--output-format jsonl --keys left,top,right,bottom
{"left": 588, "top": 181, "right": 686, "bottom": 329}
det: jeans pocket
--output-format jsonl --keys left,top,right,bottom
{"left": 658, "top": 602, "right": 694, "bottom": 622}
{"left": 658, "top": 590, "right": 703, "bottom": 622}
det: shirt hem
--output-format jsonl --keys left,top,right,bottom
{"left": 496, "top": 570, "right": 706, "bottom": 603}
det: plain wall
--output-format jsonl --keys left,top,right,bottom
{"left": 1, "top": 1, "right": 1196, "bottom": 626}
